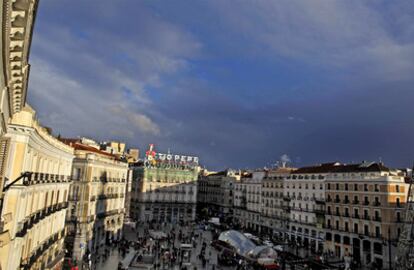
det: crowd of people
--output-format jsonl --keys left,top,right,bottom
{"left": 126, "top": 221, "right": 221, "bottom": 270}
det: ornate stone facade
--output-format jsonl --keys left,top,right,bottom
{"left": 0, "top": 106, "right": 74, "bottom": 270}
{"left": 62, "top": 138, "right": 128, "bottom": 266}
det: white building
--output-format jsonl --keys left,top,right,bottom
{"left": 284, "top": 164, "right": 327, "bottom": 253}
{"left": 261, "top": 167, "right": 295, "bottom": 238}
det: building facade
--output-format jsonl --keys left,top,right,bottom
{"left": 0, "top": 0, "right": 39, "bottom": 244}
{"left": 130, "top": 145, "right": 200, "bottom": 224}
{"left": 233, "top": 171, "right": 265, "bottom": 233}
{"left": 324, "top": 162, "right": 408, "bottom": 269}
{"left": 198, "top": 170, "right": 240, "bottom": 223}
{"left": 261, "top": 168, "right": 295, "bottom": 239}
{"left": 131, "top": 166, "right": 199, "bottom": 223}
{"left": 284, "top": 164, "right": 330, "bottom": 254}
{"left": 0, "top": 106, "right": 74, "bottom": 270}
{"left": 233, "top": 175, "right": 247, "bottom": 229}
{"left": 62, "top": 138, "right": 128, "bottom": 266}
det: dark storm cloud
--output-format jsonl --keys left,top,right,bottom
{"left": 28, "top": 0, "right": 414, "bottom": 170}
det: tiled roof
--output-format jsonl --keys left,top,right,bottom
{"left": 60, "top": 138, "right": 118, "bottom": 159}
{"left": 293, "top": 162, "right": 390, "bottom": 174}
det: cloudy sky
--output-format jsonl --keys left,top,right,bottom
{"left": 28, "top": 0, "right": 414, "bottom": 170}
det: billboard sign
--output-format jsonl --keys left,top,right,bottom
{"left": 145, "top": 144, "right": 199, "bottom": 167}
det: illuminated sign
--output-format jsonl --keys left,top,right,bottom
{"left": 145, "top": 144, "right": 199, "bottom": 167}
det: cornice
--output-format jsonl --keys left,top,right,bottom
{"left": 2, "top": 0, "right": 39, "bottom": 115}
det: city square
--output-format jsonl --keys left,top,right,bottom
{"left": 1, "top": 1, "right": 414, "bottom": 270}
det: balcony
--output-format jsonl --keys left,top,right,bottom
{"left": 30, "top": 173, "right": 70, "bottom": 185}
{"left": 20, "top": 229, "right": 64, "bottom": 270}
{"left": 314, "top": 209, "right": 325, "bottom": 215}
{"left": 373, "top": 216, "right": 382, "bottom": 222}
{"left": 373, "top": 201, "right": 381, "bottom": 207}
{"left": 282, "top": 205, "right": 291, "bottom": 211}
{"left": 363, "top": 215, "right": 370, "bottom": 221}
{"left": 283, "top": 196, "right": 291, "bottom": 202}
{"left": 315, "top": 198, "right": 325, "bottom": 205}
{"left": 16, "top": 202, "right": 68, "bottom": 238}
{"left": 353, "top": 214, "right": 360, "bottom": 219}
{"left": 343, "top": 199, "right": 350, "bottom": 204}
{"left": 352, "top": 200, "right": 359, "bottom": 205}
{"left": 364, "top": 201, "right": 370, "bottom": 206}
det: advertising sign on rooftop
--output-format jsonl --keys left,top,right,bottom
{"left": 144, "top": 144, "right": 199, "bottom": 168}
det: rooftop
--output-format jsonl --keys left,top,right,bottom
{"left": 293, "top": 162, "right": 391, "bottom": 174}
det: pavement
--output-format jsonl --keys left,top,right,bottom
{"left": 98, "top": 223, "right": 237, "bottom": 270}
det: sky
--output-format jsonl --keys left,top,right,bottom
{"left": 28, "top": 0, "right": 414, "bottom": 170}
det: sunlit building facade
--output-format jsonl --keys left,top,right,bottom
{"left": 0, "top": 0, "right": 39, "bottom": 249}
{"left": 324, "top": 162, "right": 408, "bottom": 269}
{"left": 62, "top": 138, "right": 128, "bottom": 265}
{"left": 0, "top": 106, "right": 74, "bottom": 270}
{"left": 131, "top": 145, "right": 200, "bottom": 223}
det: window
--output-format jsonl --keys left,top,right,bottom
{"left": 327, "top": 183, "right": 331, "bottom": 190}
{"left": 397, "top": 212, "right": 401, "bottom": 222}
{"left": 364, "top": 209, "right": 369, "bottom": 219}
{"left": 327, "top": 219, "right": 331, "bottom": 228}
{"left": 364, "top": 196, "right": 369, "bottom": 205}
{"left": 354, "top": 195, "right": 359, "bottom": 203}
{"left": 354, "top": 223, "right": 358, "bottom": 234}
{"left": 336, "top": 207, "right": 340, "bottom": 216}
{"left": 396, "top": 185, "right": 400, "bottom": 192}
{"left": 375, "top": 184, "right": 379, "bottom": 192}
{"left": 73, "top": 168, "right": 81, "bottom": 180}
{"left": 375, "top": 226, "right": 381, "bottom": 237}
{"left": 364, "top": 225, "right": 369, "bottom": 236}
{"left": 326, "top": 232, "right": 332, "bottom": 241}
{"left": 354, "top": 208, "right": 359, "bottom": 218}
{"left": 336, "top": 220, "right": 339, "bottom": 230}
{"left": 336, "top": 183, "right": 340, "bottom": 190}
{"left": 397, "top": 197, "right": 401, "bottom": 207}
{"left": 364, "top": 184, "right": 368, "bottom": 191}
{"left": 374, "top": 211, "right": 380, "bottom": 221}
{"left": 345, "top": 208, "right": 349, "bottom": 217}
{"left": 345, "top": 222, "right": 349, "bottom": 232}
{"left": 354, "top": 184, "right": 358, "bottom": 191}
{"left": 373, "top": 243, "right": 382, "bottom": 255}
{"left": 345, "top": 183, "right": 348, "bottom": 191}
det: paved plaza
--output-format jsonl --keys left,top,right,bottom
{"left": 98, "top": 223, "right": 238, "bottom": 270}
